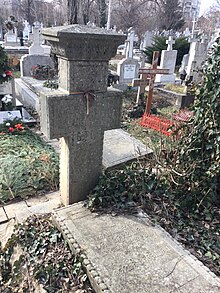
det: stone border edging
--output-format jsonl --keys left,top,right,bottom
{"left": 52, "top": 209, "right": 111, "bottom": 293}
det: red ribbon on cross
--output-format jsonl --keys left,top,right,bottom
{"left": 83, "top": 91, "right": 95, "bottom": 115}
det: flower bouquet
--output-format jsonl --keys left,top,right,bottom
{"left": 0, "top": 47, "right": 13, "bottom": 84}
{"left": 31, "top": 64, "right": 56, "bottom": 80}
{"left": 0, "top": 118, "right": 25, "bottom": 135}
{"left": 1, "top": 94, "right": 13, "bottom": 111}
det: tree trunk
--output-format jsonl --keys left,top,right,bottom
{"left": 67, "top": 0, "right": 78, "bottom": 24}
{"left": 98, "top": 0, "right": 106, "bottom": 27}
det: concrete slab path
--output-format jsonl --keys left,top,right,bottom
{"left": 53, "top": 203, "right": 220, "bottom": 293}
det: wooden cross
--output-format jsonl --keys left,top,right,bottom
{"left": 132, "top": 73, "right": 151, "bottom": 105}
{"left": 138, "top": 51, "right": 169, "bottom": 114}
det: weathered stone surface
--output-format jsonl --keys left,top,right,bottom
{"left": 40, "top": 25, "right": 126, "bottom": 205}
{"left": 42, "top": 25, "right": 126, "bottom": 61}
{"left": 40, "top": 89, "right": 122, "bottom": 140}
{"left": 42, "top": 25, "right": 126, "bottom": 93}
{"left": 4, "top": 201, "right": 29, "bottom": 219}
{"left": 156, "top": 87, "right": 195, "bottom": 109}
{"left": 53, "top": 203, "right": 220, "bottom": 293}
{"left": 0, "top": 219, "right": 15, "bottom": 248}
{"left": 103, "top": 129, "right": 152, "bottom": 168}
{"left": 0, "top": 207, "right": 7, "bottom": 223}
{"left": 59, "top": 59, "right": 108, "bottom": 92}
{"left": 3, "top": 192, "right": 61, "bottom": 222}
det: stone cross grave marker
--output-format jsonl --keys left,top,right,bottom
{"left": 40, "top": 25, "right": 126, "bottom": 206}
{"left": 138, "top": 51, "right": 169, "bottom": 113}
{"left": 29, "top": 22, "right": 44, "bottom": 55}
{"left": 156, "top": 36, "right": 177, "bottom": 83}
{"left": 23, "top": 20, "right": 30, "bottom": 38}
{"left": 166, "top": 35, "right": 175, "bottom": 51}
{"left": 124, "top": 28, "right": 135, "bottom": 59}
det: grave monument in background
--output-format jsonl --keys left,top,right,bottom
{"left": 156, "top": 36, "right": 177, "bottom": 83}
{"left": 20, "top": 22, "right": 53, "bottom": 77}
{"left": 117, "top": 28, "right": 140, "bottom": 86}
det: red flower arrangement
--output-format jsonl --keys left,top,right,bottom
{"left": 0, "top": 46, "right": 13, "bottom": 84}
{"left": 0, "top": 120, "right": 25, "bottom": 135}
{"left": 5, "top": 70, "right": 13, "bottom": 77}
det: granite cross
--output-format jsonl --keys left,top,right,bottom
{"left": 40, "top": 25, "right": 126, "bottom": 206}
{"left": 138, "top": 51, "right": 169, "bottom": 113}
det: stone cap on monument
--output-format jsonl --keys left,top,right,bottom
{"left": 42, "top": 25, "right": 126, "bottom": 61}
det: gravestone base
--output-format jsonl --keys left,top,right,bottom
{"left": 156, "top": 73, "right": 176, "bottom": 84}
{"left": 53, "top": 203, "right": 220, "bottom": 293}
{"left": 156, "top": 87, "right": 195, "bottom": 109}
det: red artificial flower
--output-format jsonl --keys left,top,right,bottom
{"left": 8, "top": 127, "right": 14, "bottom": 132}
{"left": 15, "top": 123, "right": 24, "bottom": 130}
{"left": 5, "top": 70, "right": 13, "bottom": 77}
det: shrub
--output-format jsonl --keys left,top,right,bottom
{"left": 31, "top": 64, "right": 56, "bottom": 80}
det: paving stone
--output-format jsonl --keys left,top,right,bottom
{"left": 45, "top": 191, "right": 60, "bottom": 201}
{"left": 54, "top": 203, "right": 220, "bottom": 293}
{"left": 0, "top": 207, "right": 7, "bottom": 223}
{"left": 28, "top": 197, "right": 61, "bottom": 214}
{"left": 103, "top": 129, "right": 152, "bottom": 169}
{"left": 4, "top": 201, "right": 29, "bottom": 219}
{"left": 0, "top": 219, "right": 15, "bottom": 248}
{"left": 25, "top": 194, "right": 49, "bottom": 207}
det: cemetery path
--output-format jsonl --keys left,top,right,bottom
{"left": 0, "top": 191, "right": 60, "bottom": 245}
{"left": 53, "top": 203, "right": 220, "bottom": 293}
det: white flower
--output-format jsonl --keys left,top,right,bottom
{"left": 2, "top": 94, "right": 13, "bottom": 104}
{"left": 5, "top": 122, "right": 10, "bottom": 127}
{"left": 2, "top": 73, "right": 6, "bottom": 77}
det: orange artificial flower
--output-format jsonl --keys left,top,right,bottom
{"left": 15, "top": 123, "right": 24, "bottom": 130}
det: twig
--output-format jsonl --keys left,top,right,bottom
{"left": 165, "top": 257, "right": 183, "bottom": 278}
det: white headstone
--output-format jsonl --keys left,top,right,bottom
{"left": 156, "top": 37, "right": 177, "bottom": 83}
{"left": 184, "top": 28, "right": 190, "bottom": 37}
{"left": 4, "top": 27, "right": 18, "bottom": 45}
{"left": 117, "top": 58, "right": 140, "bottom": 85}
{"left": 181, "top": 54, "right": 189, "bottom": 70}
{"left": 29, "top": 26, "right": 44, "bottom": 55}
{"left": 23, "top": 20, "right": 30, "bottom": 38}
{"left": 186, "top": 39, "right": 208, "bottom": 82}
{"left": 126, "top": 28, "right": 135, "bottom": 59}
{"left": 143, "top": 31, "right": 153, "bottom": 48}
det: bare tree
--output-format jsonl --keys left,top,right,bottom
{"left": 111, "top": 0, "right": 159, "bottom": 35}
{"left": 157, "top": 0, "right": 184, "bottom": 31}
